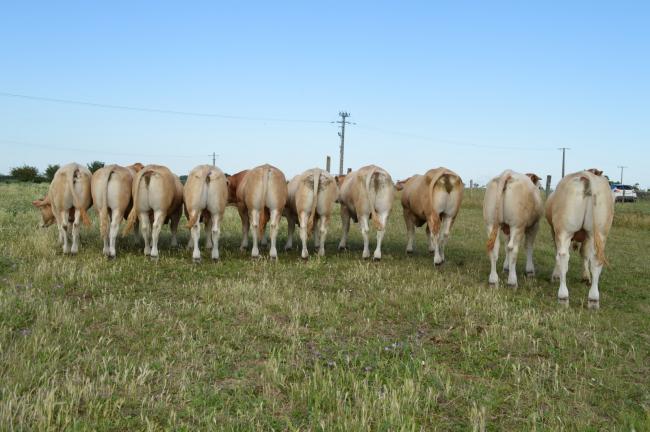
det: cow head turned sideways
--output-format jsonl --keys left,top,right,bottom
{"left": 32, "top": 197, "right": 55, "bottom": 228}
{"left": 587, "top": 168, "right": 603, "bottom": 176}
{"left": 334, "top": 175, "right": 347, "bottom": 188}
{"left": 525, "top": 173, "right": 542, "bottom": 186}
{"left": 395, "top": 177, "right": 411, "bottom": 191}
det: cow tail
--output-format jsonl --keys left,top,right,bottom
{"left": 99, "top": 169, "right": 113, "bottom": 238}
{"left": 487, "top": 171, "right": 511, "bottom": 252}
{"left": 427, "top": 169, "right": 456, "bottom": 237}
{"left": 123, "top": 168, "right": 148, "bottom": 236}
{"left": 186, "top": 169, "right": 210, "bottom": 229}
{"left": 258, "top": 168, "right": 271, "bottom": 237}
{"left": 364, "top": 168, "right": 383, "bottom": 230}
{"left": 70, "top": 167, "right": 91, "bottom": 226}
{"left": 582, "top": 175, "right": 608, "bottom": 266}
{"left": 306, "top": 169, "right": 320, "bottom": 234}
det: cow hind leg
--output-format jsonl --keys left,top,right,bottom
{"left": 360, "top": 216, "right": 371, "bottom": 259}
{"left": 70, "top": 209, "right": 81, "bottom": 255}
{"left": 317, "top": 216, "right": 328, "bottom": 257}
{"left": 502, "top": 233, "right": 511, "bottom": 272}
{"left": 438, "top": 215, "right": 454, "bottom": 263}
{"left": 299, "top": 211, "right": 309, "bottom": 259}
{"left": 506, "top": 227, "right": 523, "bottom": 287}
{"left": 426, "top": 226, "right": 435, "bottom": 253}
{"left": 338, "top": 207, "right": 351, "bottom": 251}
{"left": 373, "top": 212, "right": 389, "bottom": 261}
{"left": 101, "top": 210, "right": 110, "bottom": 256}
{"left": 313, "top": 216, "right": 321, "bottom": 250}
{"left": 190, "top": 213, "right": 202, "bottom": 262}
{"left": 108, "top": 209, "right": 122, "bottom": 258}
{"left": 580, "top": 240, "right": 592, "bottom": 283}
{"left": 210, "top": 213, "right": 222, "bottom": 261}
{"left": 555, "top": 233, "right": 572, "bottom": 306}
{"left": 239, "top": 208, "right": 249, "bottom": 251}
{"left": 169, "top": 211, "right": 180, "bottom": 248}
{"left": 586, "top": 235, "right": 603, "bottom": 310}
{"left": 268, "top": 209, "right": 281, "bottom": 259}
{"left": 524, "top": 222, "right": 539, "bottom": 277}
{"left": 284, "top": 214, "right": 296, "bottom": 251}
{"left": 150, "top": 210, "right": 165, "bottom": 259}
{"left": 404, "top": 210, "right": 416, "bottom": 254}
{"left": 139, "top": 213, "right": 152, "bottom": 256}
{"left": 487, "top": 225, "right": 500, "bottom": 285}
{"left": 204, "top": 216, "right": 214, "bottom": 250}
{"left": 58, "top": 214, "right": 70, "bottom": 254}
{"left": 250, "top": 210, "right": 261, "bottom": 258}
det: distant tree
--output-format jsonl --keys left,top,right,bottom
{"left": 10, "top": 165, "right": 39, "bottom": 182}
{"left": 44, "top": 164, "right": 60, "bottom": 182}
{"left": 87, "top": 161, "right": 105, "bottom": 174}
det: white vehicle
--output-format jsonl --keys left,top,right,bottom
{"left": 611, "top": 184, "right": 637, "bottom": 202}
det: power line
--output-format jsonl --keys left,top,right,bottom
{"left": 0, "top": 139, "right": 201, "bottom": 158}
{"left": 0, "top": 91, "right": 330, "bottom": 124}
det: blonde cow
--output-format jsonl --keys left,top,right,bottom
{"left": 546, "top": 169, "right": 614, "bottom": 309}
{"left": 123, "top": 164, "right": 184, "bottom": 258}
{"left": 337, "top": 165, "right": 394, "bottom": 260}
{"left": 183, "top": 165, "right": 229, "bottom": 262}
{"left": 284, "top": 168, "right": 339, "bottom": 258}
{"left": 32, "top": 163, "right": 93, "bottom": 254}
{"left": 400, "top": 168, "right": 464, "bottom": 265}
{"left": 235, "top": 164, "right": 288, "bottom": 259}
{"left": 484, "top": 170, "right": 543, "bottom": 286}
{"left": 91, "top": 163, "right": 144, "bottom": 258}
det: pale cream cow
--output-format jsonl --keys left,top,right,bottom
{"left": 32, "top": 163, "right": 92, "bottom": 255}
{"left": 283, "top": 168, "right": 339, "bottom": 258}
{"left": 336, "top": 165, "right": 394, "bottom": 260}
{"left": 123, "top": 164, "right": 183, "bottom": 258}
{"left": 183, "top": 165, "right": 229, "bottom": 262}
{"left": 484, "top": 170, "right": 543, "bottom": 286}
{"left": 546, "top": 169, "right": 614, "bottom": 309}
{"left": 91, "top": 163, "right": 143, "bottom": 258}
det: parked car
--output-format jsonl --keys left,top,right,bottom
{"left": 611, "top": 184, "right": 637, "bottom": 202}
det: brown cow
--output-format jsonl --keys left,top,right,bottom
{"left": 337, "top": 165, "right": 394, "bottom": 260}
{"left": 226, "top": 170, "right": 270, "bottom": 251}
{"left": 546, "top": 169, "right": 614, "bottom": 309}
{"left": 123, "top": 164, "right": 183, "bottom": 258}
{"left": 401, "top": 168, "right": 464, "bottom": 265}
{"left": 91, "top": 163, "right": 143, "bottom": 258}
{"left": 231, "top": 164, "right": 288, "bottom": 259}
{"left": 283, "top": 168, "right": 339, "bottom": 258}
{"left": 483, "top": 170, "right": 543, "bottom": 286}
{"left": 32, "top": 163, "right": 93, "bottom": 254}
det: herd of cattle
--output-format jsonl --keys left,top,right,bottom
{"left": 31, "top": 162, "right": 614, "bottom": 308}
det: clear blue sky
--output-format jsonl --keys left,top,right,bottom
{"left": 1, "top": 1, "right": 648, "bottom": 187}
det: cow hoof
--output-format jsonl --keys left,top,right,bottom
{"left": 212, "top": 257, "right": 220, "bottom": 262}
{"left": 107, "top": 255, "right": 116, "bottom": 261}
{"left": 507, "top": 282, "right": 518, "bottom": 288}
{"left": 526, "top": 271, "right": 535, "bottom": 277}
{"left": 192, "top": 257, "right": 201, "bottom": 264}
{"left": 150, "top": 255, "right": 159, "bottom": 261}
{"left": 434, "top": 260, "right": 444, "bottom": 267}
{"left": 338, "top": 245, "right": 348, "bottom": 252}
{"left": 558, "top": 297, "right": 569, "bottom": 307}
{"left": 406, "top": 249, "right": 414, "bottom": 255}
{"left": 588, "top": 299, "right": 600, "bottom": 310}
{"left": 582, "top": 277, "right": 592, "bottom": 285}
{"left": 372, "top": 256, "right": 381, "bottom": 262}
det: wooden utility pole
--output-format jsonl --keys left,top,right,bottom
{"left": 334, "top": 112, "right": 354, "bottom": 175}
{"left": 558, "top": 147, "right": 570, "bottom": 177}
{"left": 545, "top": 175, "right": 552, "bottom": 197}
{"left": 326, "top": 156, "right": 331, "bottom": 173}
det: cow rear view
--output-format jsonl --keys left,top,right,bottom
{"left": 337, "top": 165, "right": 394, "bottom": 260}
{"left": 236, "top": 164, "right": 288, "bottom": 259}
{"left": 184, "top": 165, "right": 229, "bottom": 262}
{"left": 400, "top": 167, "right": 464, "bottom": 265}
{"left": 284, "top": 168, "right": 339, "bottom": 258}
{"left": 123, "top": 164, "right": 183, "bottom": 258}
{"left": 546, "top": 169, "right": 614, "bottom": 308}
{"left": 32, "top": 163, "right": 92, "bottom": 255}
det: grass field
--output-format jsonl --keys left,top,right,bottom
{"left": 1, "top": 182, "right": 649, "bottom": 431}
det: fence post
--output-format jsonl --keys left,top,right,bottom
{"left": 545, "top": 175, "right": 552, "bottom": 197}
{"left": 326, "top": 156, "right": 331, "bottom": 173}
